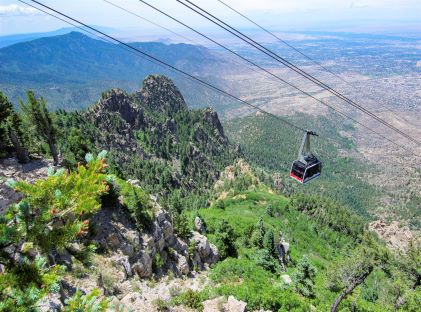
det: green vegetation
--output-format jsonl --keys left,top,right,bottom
{"left": 115, "top": 178, "right": 154, "bottom": 230}
{"left": 214, "top": 220, "right": 237, "bottom": 260}
{"left": 20, "top": 91, "right": 59, "bottom": 165}
{"left": 63, "top": 289, "right": 109, "bottom": 312}
{"left": 183, "top": 169, "right": 419, "bottom": 311}
{"left": 0, "top": 91, "right": 29, "bottom": 162}
{"left": 171, "top": 289, "right": 205, "bottom": 310}
{"left": 0, "top": 155, "right": 111, "bottom": 310}
{"left": 225, "top": 113, "right": 421, "bottom": 229}
{"left": 292, "top": 256, "right": 317, "bottom": 298}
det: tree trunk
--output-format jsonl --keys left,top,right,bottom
{"left": 8, "top": 128, "right": 29, "bottom": 163}
{"left": 48, "top": 139, "right": 59, "bottom": 166}
{"left": 331, "top": 266, "right": 373, "bottom": 312}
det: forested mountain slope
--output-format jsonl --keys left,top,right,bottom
{"left": 57, "top": 74, "right": 238, "bottom": 203}
{"left": 0, "top": 32, "right": 239, "bottom": 110}
{"left": 224, "top": 113, "right": 421, "bottom": 228}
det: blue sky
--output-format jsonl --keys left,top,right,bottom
{"left": 1, "top": 0, "right": 420, "bottom": 37}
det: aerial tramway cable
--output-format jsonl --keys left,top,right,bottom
{"left": 17, "top": 0, "right": 421, "bottom": 163}
{"left": 215, "top": 0, "right": 416, "bottom": 127}
{"left": 18, "top": 0, "right": 308, "bottom": 135}
{"left": 101, "top": 0, "right": 299, "bottom": 88}
{"left": 176, "top": 0, "right": 421, "bottom": 147}
{"left": 135, "top": 0, "right": 420, "bottom": 158}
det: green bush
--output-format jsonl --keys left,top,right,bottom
{"left": 251, "top": 217, "right": 266, "bottom": 249}
{"left": 116, "top": 179, "right": 154, "bottom": 230}
{"left": 292, "top": 256, "right": 317, "bottom": 298}
{"left": 171, "top": 289, "right": 204, "bottom": 310}
{"left": 263, "top": 229, "right": 276, "bottom": 257}
{"left": 209, "top": 258, "right": 310, "bottom": 311}
{"left": 153, "top": 298, "right": 171, "bottom": 311}
{"left": 173, "top": 212, "right": 192, "bottom": 239}
{"left": 0, "top": 155, "right": 111, "bottom": 310}
{"left": 214, "top": 220, "right": 237, "bottom": 259}
{"left": 288, "top": 194, "right": 365, "bottom": 239}
{"left": 64, "top": 288, "right": 109, "bottom": 312}
{"left": 252, "top": 249, "right": 278, "bottom": 273}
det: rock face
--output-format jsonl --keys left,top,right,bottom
{"left": 89, "top": 190, "right": 218, "bottom": 280}
{"left": 276, "top": 234, "right": 291, "bottom": 271}
{"left": 214, "top": 159, "right": 258, "bottom": 191}
{"left": 194, "top": 216, "right": 205, "bottom": 233}
{"left": 137, "top": 75, "right": 187, "bottom": 115}
{"left": 191, "top": 232, "right": 219, "bottom": 269}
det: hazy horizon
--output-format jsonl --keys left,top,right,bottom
{"left": 1, "top": 0, "right": 421, "bottom": 39}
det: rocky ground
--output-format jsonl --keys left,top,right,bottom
{"left": 369, "top": 220, "right": 420, "bottom": 252}
{"left": 0, "top": 156, "right": 53, "bottom": 214}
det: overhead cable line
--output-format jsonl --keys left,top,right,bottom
{"left": 135, "top": 0, "right": 421, "bottom": 157}
{"left": 101, "top": 0, "right": 292, "bottom": 87}
{"left": 215, "top": 0, "right": 416, "bottom": 127}
{"left": 20, "top": 0, "right": 308, "bottom": 134}
{"left": 176, "top": 0, "right": 421, "bottom": 147}
{"left": 18, "top": 0, "right": 421, "bottom": 162}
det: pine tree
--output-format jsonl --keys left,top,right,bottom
{"left": 265, "top": 203, "right": 274, "bottom": 217}
{"left": 20, "top": 91, "right": 59, "bottom": 165}
{"left": 252, "top": 217, "right": 266, "bottom": 248}
{"left": 0, "top": 154, "right": 111, "bottom": 310}
{"left": 292, "top": 256, "right": 317, "bottom": 298}
{"left": 0, "top": 92, "right": 29, "bottom": 163}
{"left": 263, "top": 229, "right": 276, "bottom": 257}
{"left": 215, "top": 220, "right": 237, "bottom": 259}
{"left": 0, "top": 92, "right": 10, "bottom": 147}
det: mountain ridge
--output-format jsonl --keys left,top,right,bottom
{"left": 0, "top": 31, "right": 240, "bottom": 110}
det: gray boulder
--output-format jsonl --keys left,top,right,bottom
{"left": 132, "top": 252, "right": 152, "bottom": 278}
{"left": 194, "top": 216, "right": 205, "bottom": 233}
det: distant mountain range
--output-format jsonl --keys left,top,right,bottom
{"left": 0, "top": 31, "right": 240, "bottom": 110}
{"left": 0, "top": 28, "right": 76, "bottom": 48}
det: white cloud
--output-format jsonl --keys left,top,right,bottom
{"left": 0, "top": 4, "right": 39, "bottom": 17}
{"left": 349, "top": 2, "right": 371, "bottom": 9}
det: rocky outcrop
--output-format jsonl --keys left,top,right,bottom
{"left": 203, "top": 296, "right": 247, "bottom": 312}
{"left": 214, "top": 159, "right": 259, "bottom": 192}
{"left": 83, "top": 75, "right": 236, "bottom": 194}
{"left": 203, "top": 108, "right": 228, "bottom": 144}
{"left": 137, "top": 75, "right": 187, "bottom": 115}
{"left": 96, "top": 88, "right": 144, "bottom": 127}
{"left": 276, "top": 234, "right": 291, "bottom": 272}
{"left": 369, "top": 220, "right": 418, "bottom": 251}
{"left": 194, "top": 216, "right": 205, "bottom": 233}
{"left": 88, "top": 190, "right": 218, "bottom": 280}
{"left": 281, "top": 274, "right": 292, "bottom": 285}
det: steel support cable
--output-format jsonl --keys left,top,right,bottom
{"left": 135, "top": 0, "right": 421, "bottom": 157}
{"left": 18, "top": 0, "right": 421, "bottom": 164}
{"left": 216, "top": 0, "right": 415, "bottom": 127}
{"left": 21, "top": 0, "right": 308, "bottom": 134}
{"left": 177, "top": 0, "right": 421, "bottom": 147}
{"left": 101, "top": 0, "right": 292, "bottom": 87}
